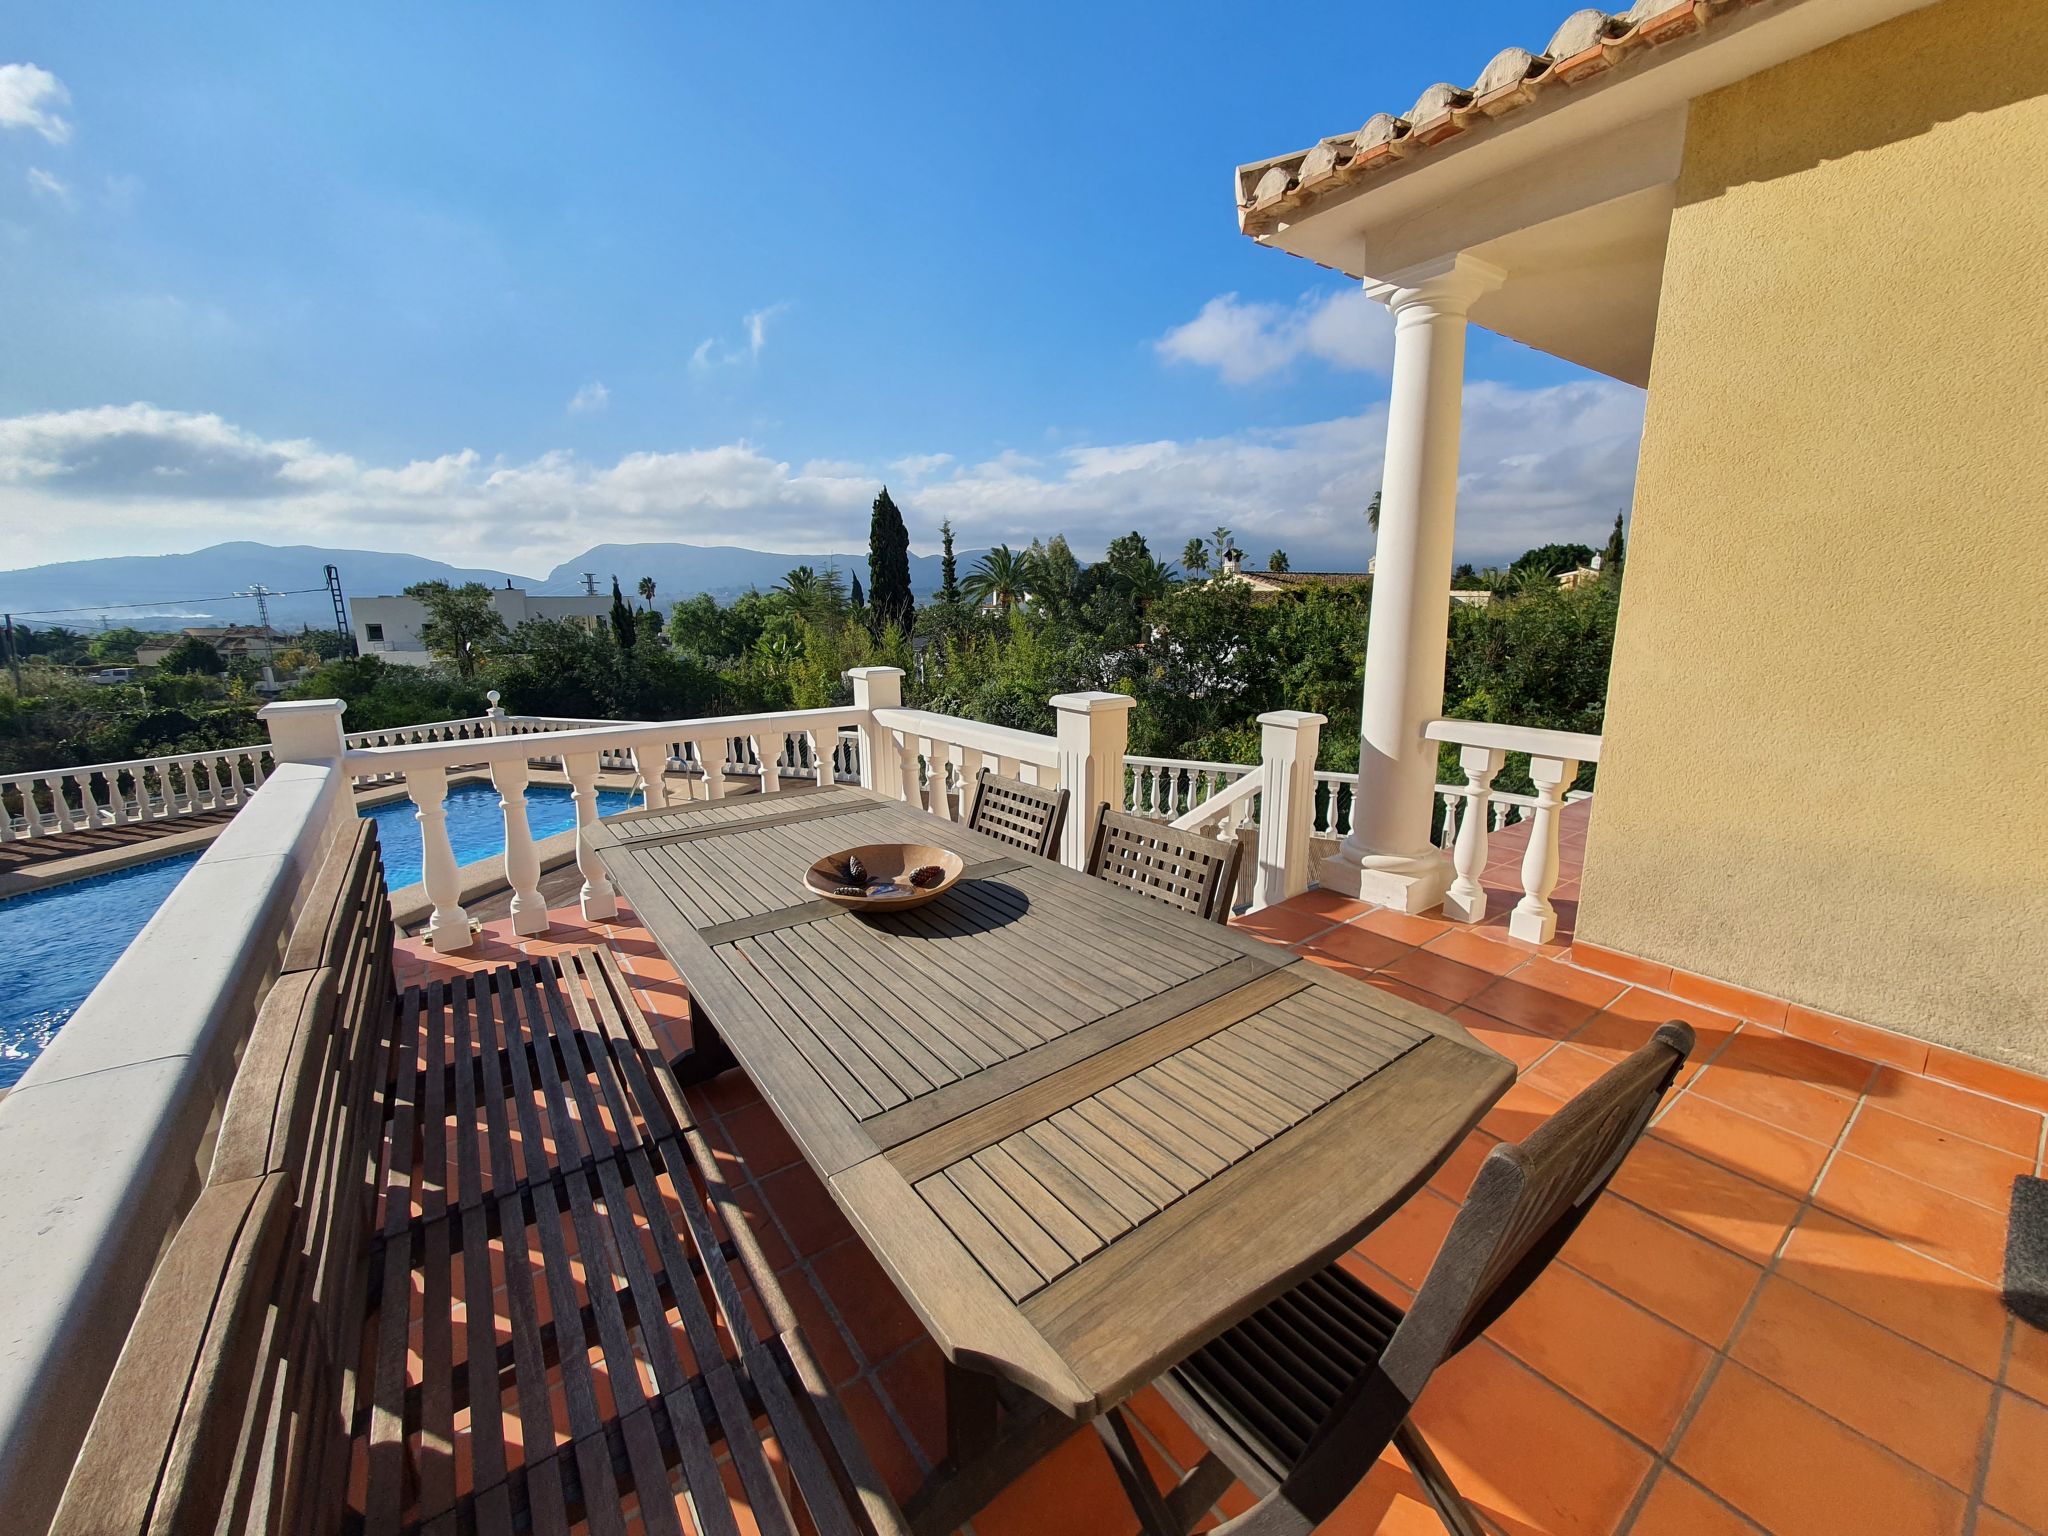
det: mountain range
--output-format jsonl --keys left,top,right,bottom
{"left": 0, "top": 541, "right": 972, "bottom": 632}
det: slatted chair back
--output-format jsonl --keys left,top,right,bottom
{"left": 1274, "top": 1022, "right": 1694, "bottom": 1528}
{"left": 50, "top": 819, "right": 394, "bottom": 1536}
{"left": 965, "top": 769, "right": 1069, "bottom": 860}
{"left": 1083, "top": 804, "right": 1242, "bottom": 923}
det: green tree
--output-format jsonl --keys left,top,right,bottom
{"left": 1508, "top": 542, "right": 1596, "bottom": 582}
{"left": 1025, "top": 536, "right": 1081, "bottom": 618}
{"left": 637, "top": 576, "right": 657, "bottom": 608}
{"left": 1180, "top": 538, "right": 1209, "bottom": 574}
{"left": 405, "top": 581, "right": 509, "bottom": 679}
{"left": 609, "top": 577, "right": 636, "bottom": 650}
{"left": 850, "top": 571, "right": 865, "bottom": 609}
{"left": 963, "top": 545, "right": 1030, "bottom": 611}
{"left": 867, "top": 486, "right": 914, "bottom": 632}
{"left": 88, "top": 627, "right": 151, "bottom": 665}
{"left": 1267, "top": 549, "right": 1291, "bottom": 573}
{"left": 1210, "top": 525, "right": 1234, "bottom": 569}
{"left": 938, "top": 519, "right": 962, "bottom": 606}
{"left": 157, "top": 635, "right": 226, "bottom": 676}
{"left": 1602, "top": 511, "right": 1626, "bottom": 577}
{"left": 1366, "top": 489, "right": 1382, "bottom": 533}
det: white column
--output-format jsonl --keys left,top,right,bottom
{"left": 1509, "top": 753, "right": 1579, "bottom": 943}
{"left": 846, "top": 666, "right": 905, "bottom": 797}
{"left": 1251, "top": 710, "right": 1325, "bottom": 910}
{"left": 1443, "top": 743, "right": 1506, "bottom": 924}
{"left": 1323, "top": 252, "right": 1506, "bottom": 913}
{"left": 491, "top": 755, "right": 549, "bottom": 937}
{"left": 563, "top": 751, "right": 619, "bottom": 921}
{"left": 407, "top": 765, "right": 474, "bottom": 953}
{"left": 1050, "top": 691, "right": 1135, "bottom": 870}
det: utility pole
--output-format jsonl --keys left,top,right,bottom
{"left": 245, "top": 585, "right": 278, "bottom": 686}
{"left": 2, "top": 614, "right": 21, "bottom": 695}
{"left": 325, "top": 564, "right": 355, "bottom": 656}
{"left": 582, "top": 571, "right": 598, "bottom": 596}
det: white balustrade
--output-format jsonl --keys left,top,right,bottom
{"left": 490, "top": 754, "right": 548, "bottom": 936}
{"left": 1424, "top": 719, "right": 1599, "bottom": 939}
{"left": 867, "top": 702, "right": 1063, "bottom": 820}
{"left": 0, "top": 746, "right": 275, "bottom": 841}
{"left": 1442, "top": 743, "right": 1505, "bottom": 924}
{"left": 561, "top": 751, "right": 618, "bottom": 922}
{"left": 405, "top": 763, "right": 473, "bottom": 953}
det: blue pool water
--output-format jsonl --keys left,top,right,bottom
{"left": 0, "top": 782, "right": 639, "bottom": 1087}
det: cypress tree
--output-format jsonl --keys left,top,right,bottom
{"left": 609, "top": 576, "right": 636, "bottom": 649}
{"left": 939, "top": 519, "right": 962, "bottom": 606}
{"left": 850, "top": 572, "right": 865, "bottom": 608}
{"left": 868, "top": 487, "right": 914, "bottom": 631}
{"left": 1603, "top": 511, "right": 1626, "bottom": 575}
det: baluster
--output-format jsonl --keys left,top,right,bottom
{"left": 898, "top": 733, "right": 923, "bottom": 806}
{"left": 563, "top": 751, "right": 620, "bottom": 921}
{"left": 698, "top": 739, "right": 725, "bottom": 800}
{"left": 761, "top": 734, "right": 782, "bottom": 795}
{"left": 1508, "top": 754, "right": 1580, "bottom": 943}
{"left": 41, "top": 774, "right": 68, "bottom": 834}
{"left": 406, "top": 765, "right": 474, "bottom": 953}
{"left": 1443, "top": 746, "right": 1505, "bottom": 924}
{"left": 491, "top": 755, "right": 549, "bottom": 936}
{"left": 944, "top": 742, "right": 965, "bottom": 822}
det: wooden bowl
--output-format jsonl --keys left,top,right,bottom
{"left": 804, "top": 843, "right": 966, "bottom": 912}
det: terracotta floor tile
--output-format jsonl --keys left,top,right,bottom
{"left": 1421, "top": 925, "right": 1529, "bottom": 976}
{"left": 1316, "top": 1458, "right": 1455, "bottom": 1536}
{"left": 1984, "top": 1390, "right": 2048, "bottom": 1531}
{"left": 1299, "top": 922, "right": 1410, "bottom": 972}
{"left": 1688, "top": 1056, "right": 1860, "bottom": 1146}
{"left": 1668, "top": 970, "right": 1791, "bottom": 1029}
{"left": 1465, "top": 973, "right": 1602, "bottom": 1038}
{"left": 1504, "top": 956, "right": 1628, "bottom": 1010}
{"left": 1567, "top": 941, "right": 1674, "bottom": 994}
{"left": 728, "top": 1179, "right": 796, "bottom": 1272}
{"left": 774, "top": 1264, "right": 859, "bottom": 1386}
{"left": 874, "top": 1337, "right": 947, "bottom": 1464}
{"left": 754, "top": 1162, "right": 857, "bottom": 1258}
{"left": 1865, "top": 1067, "right": 2045, "bottom": 1157}
{"left": 1561, "top": 1195, "right": 1762, "bottom": 1347}
{"left": 1365, "top": 972, "right": 1465, "bottom": 1012}
{"left": 1378, "top": 947, "right": 1497, "bottom": 1005}
{"left": 1927, "top": 1046, "right": 2048, "bottom": 1115}
{"left": 717, "top": 1100, "right": 803, "bottom": 1177}
{"left": 1607, "top": 1137, "right": 1802, "bottom": 1267}
{"left": 1450, "top": 1008, "right": 1556, "bottom": 1071}
{"left": 1595, "top": 986, "right": 1744, "bottom": 1050}
{"left": 1674, "top": 1363, "right": 1967, "bottom": 1536}
{"left": 1518, "top": 1043, "right": 1617, "bottom": 1102}
{"left": 1652, "top": 1091, "right": 1832, "bottom": 1198}
{"left": 1232, "top": 904, "right": 1338, "bottom": 946}
{"left": 809, "top": 1239, "right": 927, "bottom": 1366}
{"left": 1479, "top": 1077, "right": 1568, "bottom": 1145}
{"left": 1813, "top": 1154, "right": 2010, "bottom": 1283}
{"left": 972, "top": 1411, "right": 1164, "bottom": 1536}
{"left": 1973, "top": 1509, "right": 2038, "bottom": 1536}
{"left": 1355, "top": 1188, "right": 1459, "bottom": 1293}
{"left": 1425, "top": 1129, "right": 1500, "bottom": 1202}
{"left": 1407, "top": 1341, "right": 1653, "bottom": 1536}
{"left": 1774, "top": 1207, "right": 2011, "bottom": 1377}
{"left": 1354, "top": 906, "right": 1454, "bottom": 945}
{"left": 1839, "top": 1104, "right": 2033, "bottom": 1211}
{"left": 1124, "top": 1382, "right": 1212, "bottom": 1476}
{"left": 836, "top": 1377, "right": 924, "bottom": 1506}
{"left": 1718, "top": 1025, "right": 1876, "bottom": 1097}
{"left": 1729, "top": 1276, "right": 1996, "bottom": 1489}
{"left": 2007, "top": 1315, "right": 2048, "bottom": 1406}
{"left": 1484, "top": 1262, "right": 1713, "bottom": 1445}
{"left": 1629, "top": 1471, "right": 1765, "bottom": 1536}
{"left": 1285, "top": 888, "right": 1373, "bottom": 923}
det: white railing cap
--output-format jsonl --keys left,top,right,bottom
{"left": 869, "top": 706, "right": 1061, "bottom": 765}
{"left": 1048, "top": 691, "right": 1135, "bottom": 714}
{"left": 1423, "top": 717, "right": 1602, "bottom": 763}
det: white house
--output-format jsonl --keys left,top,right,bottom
{"left": 349, "top": 585, "right": 613, "bottom": 666}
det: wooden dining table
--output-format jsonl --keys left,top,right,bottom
{"left": 588, "top": 784, "right": 1513, "bottom": 1533}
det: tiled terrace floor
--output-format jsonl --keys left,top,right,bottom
{"left": 395, "top": 809, "right": 2048, "bottom": 1536}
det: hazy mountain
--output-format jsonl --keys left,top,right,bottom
{"left": 0, "top": 540, "right": 974, "bottom": 632}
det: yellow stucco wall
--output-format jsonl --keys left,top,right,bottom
{"left": 1580, "top": 0, "right": 2048, "bottom": 1071}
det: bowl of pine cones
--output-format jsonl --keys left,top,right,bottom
{"left": 803, "top": 843, "right": 966, "bottom": 912}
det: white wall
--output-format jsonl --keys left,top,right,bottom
{"left": 350, "top": 589, "right": 612, "bottom": 662}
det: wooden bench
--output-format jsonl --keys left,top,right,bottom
{"left": 49, "top": 819, "right": 906, "bottom": 1536}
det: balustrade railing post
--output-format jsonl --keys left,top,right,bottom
{"left": 1443, "top": 744, "right": 1506, "bottom": 924}
{"left": 1252, "top": 710, "right": 1326, "bottom": 910}
{"left": 1051, "top": 691, "right": 1134, "bottom": 870}
{"left": 407, "top": 765, "right": 475, "bottom": 953}
{"left": 564, "top": 751, "right": 619, "bottom": 921}
{"left": 485, "top": 689, "right": 507, "bottom": 736}
{"left": 634, "top": 741, "right": 673, "bottom": 809}
{"left": 1508, "top": 753, "right": 1579, "bottom": 943}
{"left": 490, "top": 755, "right": 549, "bottom": 937}
{"left": 761, "top": 735, "right": 783, "bottom": 795}
{"left": 846, "top": 666, "right": 906, "bottom": 798}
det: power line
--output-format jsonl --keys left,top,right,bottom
{"left": 5, "top": 587, "right": 331, "bottom": 619}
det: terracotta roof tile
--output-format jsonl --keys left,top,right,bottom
{"left": 1235, "top": 0, "right": 1748, "bottom": 235}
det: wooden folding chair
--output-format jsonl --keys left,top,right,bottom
{"left": 1097, "top": 1021, "right": 1696, "bottom": 1535}
{"left": 1083, "top": 803, "right": 1243, "bottom": 923}
{"left": 964, "top": 769, "right": 1070, "bottom": 860}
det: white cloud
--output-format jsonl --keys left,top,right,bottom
{"left": 25, "top": 167, "right": 69, "bottom": 205}
{"left": 0, "top": 64, "right": 71, "bottom": 144}
{"left": 566, "top": 380, "right": 609, "bottom": 414}
{"left": 1157, "top": 287, "right": 1393, "bottom": 383}
{"left": 691, "top": 303, "right": 789, "bottom": 371}
{"left": 0, "top": 383, "right": 1643, "bottom": 571}
{"left": 890, "top": 452, "right": 954, "bottom": 480}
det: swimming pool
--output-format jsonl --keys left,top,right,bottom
{"left": 0, "top": 782, "right": 640, "bottom": 1087}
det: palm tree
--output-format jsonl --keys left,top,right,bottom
{"left": 1127, "top": 556, "right": 1180, "bottom": 607}
{"left": 1367, "top": 489, "right": 1382, "bottom": 532}
{"left": 963, "top": 545, "right": 1031, "bottom": 611}
{"left": 637, "top": 576, "right": 657, "bottom": 608}
{"left": 1267, "top": 549, "right": 1291, "bottom": 573}
{"left": 777, "top": 566, "right": 822, "bottom": 602}
{"left": 1180, "top": 537, "right": 1209, "bottom": 574}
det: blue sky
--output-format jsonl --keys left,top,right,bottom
{"left": 0, "top": 3, "right": 1643, "bottom": 573}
